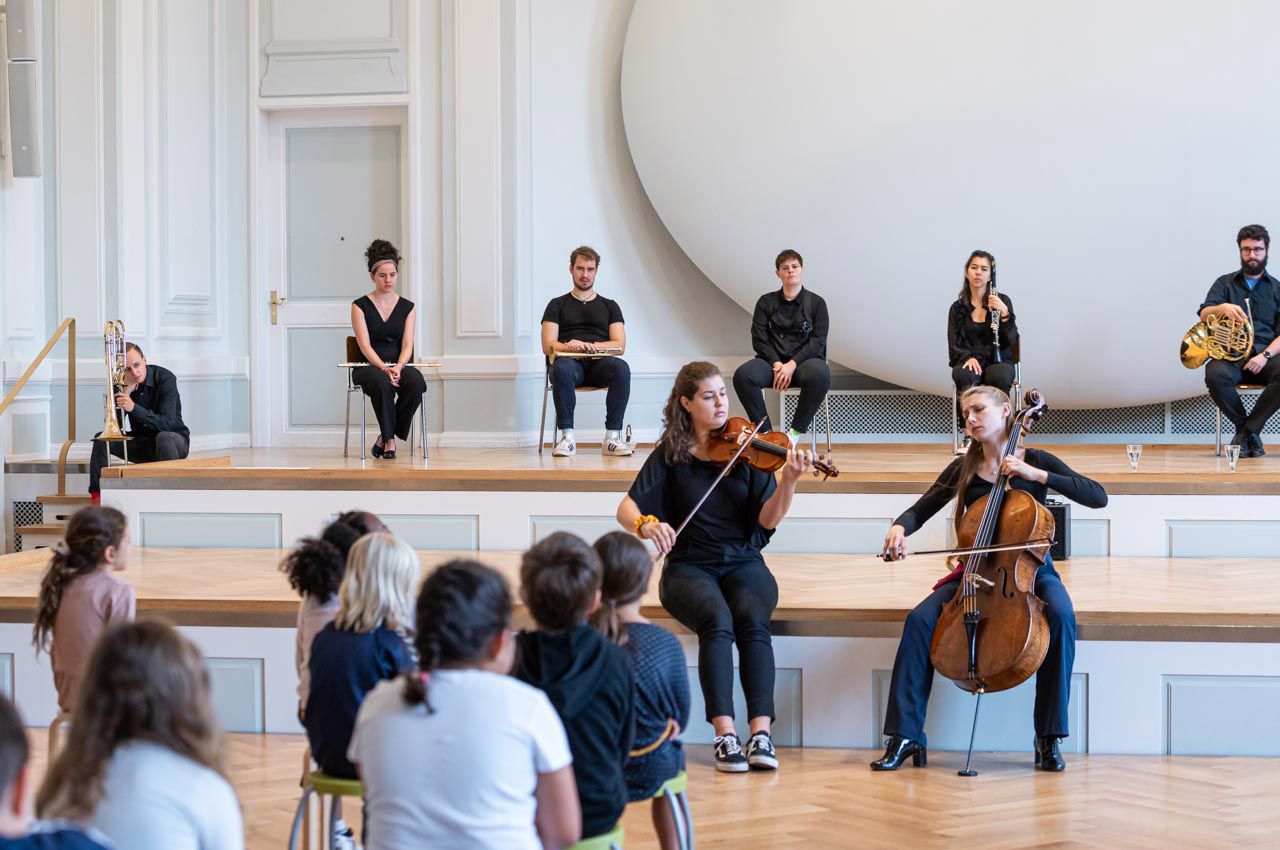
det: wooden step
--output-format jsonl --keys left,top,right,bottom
{"left": 14, "top": 524, "right": 66, "bottom": 550}
{"left": 35, "top": 494, "right": 92, "bottom": 525}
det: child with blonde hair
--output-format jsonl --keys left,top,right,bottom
{"left": 305, "top": 532, "right": 417, "bottom": 779}
{"left": 33, "top": 507, "right": 136, "bottom": 714}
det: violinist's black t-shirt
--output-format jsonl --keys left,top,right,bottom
{"left": 628, "top": 448, "right": 776, "bottom": 564}
{"left": 541, "top": 293, "right": 624, "bottom": 344}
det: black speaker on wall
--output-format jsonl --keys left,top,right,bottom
{"left": 1045, "top": 498, "right": 1071, "bottom": 560}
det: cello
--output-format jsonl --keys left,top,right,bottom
{"left": 929, "top": 389, "right": 1054, "bottom": 774}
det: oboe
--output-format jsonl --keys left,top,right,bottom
{"left": 989, "top": 274, "right": 1002, "bottom": 364}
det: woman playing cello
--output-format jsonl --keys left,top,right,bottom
{"left": 873, "top": 385, "right": 1107, "bottom": 772}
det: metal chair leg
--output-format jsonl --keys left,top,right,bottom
{"left": 287, "top": 786, "right": 314, "bottom": 850}
{"left": 422, "top": 389, "right": 429, "bottom": 459}
{"left": 360, "top": 395, "right": 367, "bottom": 461}
{"left": 952, "top": 384, "right": 960, "bottom": 453}
{"left": 538, "top": 374, "right": 551, "bottom": 454}
{"left": 666, "top": 787, "right": 691, "bottom": 850}
{"left": 343, "top": 389, "right": 352, "bottom": 458}
{"left": 678, "top": 789, "right": 694, "bottom": 849}
{"left": 824, "top": 394, "right": 833, "bottom": 455}
{"left": 1215, "top": 407, "right": 1223, "bottom": 456}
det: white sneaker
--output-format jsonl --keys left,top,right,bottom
{"left": 333, "top": 819, "right": 360, "bottom": 850}
{"left": 602, "top": 429, "right": 634, "bottom": 457}
{"left": 553, "top": 434, "right": 576, "bottom": 457}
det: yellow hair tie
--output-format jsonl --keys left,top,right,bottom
{"left": 633, "top": 514, "right": 659, "bottom": 536}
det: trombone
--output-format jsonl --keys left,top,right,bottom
{"left": 95, "top": 320, "right": 131, "bottom": 463}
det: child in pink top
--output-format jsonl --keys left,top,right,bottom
{"left": 33, "top": 507, "right": 136, "bottom": 713}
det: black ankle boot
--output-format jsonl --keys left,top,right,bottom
{"left": 870, "top": 735, "right": 927, "bottom": 771}
{"left": 1034, "top": 736, "right": 1065, "bottom": 771}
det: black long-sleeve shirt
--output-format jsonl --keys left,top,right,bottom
{"left": 947, "top": 294, "right": 1018, "bottom": 367}
{"left": 893, "top": 448, "right": 1107, "bottom": 535}
{"left": 126, "top": 364, "right": 190, "bottom": 440}
{"left": 750, "top": 288, "right": 829, "bottom": 365}
{"left": 1198, "top": 270, "right": 1280, "bottom": 352}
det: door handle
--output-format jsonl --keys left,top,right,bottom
{"left": 270, "top": 290, "right": 287, "bottom": 325}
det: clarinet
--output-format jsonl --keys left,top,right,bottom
{"left": 989, "top": 274, "right": 1002, "bottom": 364}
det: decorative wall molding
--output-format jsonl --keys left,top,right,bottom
{"left": 52, "top": 0, "right": 107, "bottom": 336}
{"left": 450, "top": 0, "right": 503, "bottom": 339}
{"left": 2, "top": 357, "right": 251, "bottom": 384}
{"left": 258, "top": 0, "right": 407, "bottom": 97}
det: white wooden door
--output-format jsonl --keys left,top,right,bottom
{"left": 256, "top": 108, "right": 408, "bottom": 448}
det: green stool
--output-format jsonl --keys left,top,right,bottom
{"left": 568, "top": 824, "right": 625, "bottom": 850}
{"left": 655, "top": 770, "right": 694, "bottom": 850}
{"left": 287, "top": 770, "right": 364, "bottom": 850}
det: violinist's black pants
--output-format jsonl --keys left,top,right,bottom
{"left": 733, "top": 357, "right": 830, "bottom": 433}
{"left": 881, "top": 559, "right": 1075, "bottom": 746}
{"left": 660, "top": 557, "right": 777, "bottom": 722}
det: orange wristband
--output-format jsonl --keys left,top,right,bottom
{"left": 633, "top": 514, "right": 659, "bottom": 536}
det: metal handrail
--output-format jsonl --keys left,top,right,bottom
{"left": 0, "top": 318, "right": 77, "bottom": 495}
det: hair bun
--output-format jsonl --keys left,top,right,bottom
{"left": 365, "top": 239, "right": 402, "bottom": 271}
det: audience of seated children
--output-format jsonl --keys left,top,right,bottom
{"left": 32, "top": 507, "right": 136, "bottom": 716}
{"left": 305, "top": 532, "right": 417, "bottom": 780}
{"left": 591, "top": 532, "right": 690, "bottom": 850}
{"left": 513, "top": 532, "right": 635, "bottom": 843}
{"left": 280, "top": 510, "right": 387, "bottom": 716}
{"left": 349, "top": 559, "right": 581, "bottom": 850}
{"left": 0, "top": 694, "right": 111, "bottom": 849}
{"left": 37, "top": 621, "right": 243, "bottom": 850}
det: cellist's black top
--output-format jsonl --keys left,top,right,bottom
{"left": 893, "top": 448, "right": 1108, "bottom": 536}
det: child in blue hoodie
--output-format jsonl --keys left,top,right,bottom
{"left": 513, "top": 532, "right": 635, "bottom": 842}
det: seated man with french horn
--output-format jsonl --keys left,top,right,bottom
{"left": 88, "top": 342, "right": 190, "bottom": 499}
{"left": 1196, "top": 224, "right": 1280, "bottom": 458}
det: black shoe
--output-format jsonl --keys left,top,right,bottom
{"left": 746, "top": 730, "right": 778, "bottom": 770}
{"left": 870, "top": 735, "right": 927, "bottom": 771}
{"left": 1231, "top": 428, "right": 1248, "bottom": 451}
{"left": 1250, "top": 432, "right": 1266, "bottom": 457}
{"left": 370, "top": 440, "right": 385, "bottom": 459}
{"left": 713, "top": 733, "right": 749, "bottom": 773}
{"left": 1034, "top": 736, "right": 1065, "bottom": 771}
{"left": 382, "top": 448, "right": 396, "bottom": 460}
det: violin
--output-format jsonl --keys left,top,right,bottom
{"left": 928, "top": 389, "right": 1053, "bottom": 695}
{"left": 706, "top": 416, "right": 839, "bottom": 480}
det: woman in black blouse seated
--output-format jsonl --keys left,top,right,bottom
{"left": 617, "top": 361, "right": 814, "bottom": 774}
{"left": 949, "top": 251, "right": 1018, "bottom": 445}
{"left": 874, "top": 385, "right": 1107, "bottom": 774}
{"left": 350, "top": 239, "right": 424, "bottom": 460}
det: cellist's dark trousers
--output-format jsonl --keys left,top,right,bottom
{"left": 881, "top": 558, "right": 1075, "bottom": 746}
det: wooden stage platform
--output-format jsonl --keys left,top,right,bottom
{"left": 94, "top": 443, "right": 1280, "bottom": 495}
{"left": 2, "top": 547, "right": 1277, "bottom": 642}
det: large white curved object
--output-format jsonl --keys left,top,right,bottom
{"left": 621, "top": 0, "right": 1280, "bottom": 407}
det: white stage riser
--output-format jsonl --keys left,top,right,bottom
{"left": 2, "top": 623, "right": 1277, "bottom": 756}
{"left": 99, "top": 489, "right": 1280, "bottom": 559}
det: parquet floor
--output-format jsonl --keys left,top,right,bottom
{"left": 26, "top": 732, "right": 1279, "bottom": 849}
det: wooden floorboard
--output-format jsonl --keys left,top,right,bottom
{"left": 92, "top": 444, "right": 1280, "bottom": 495}
{"left": 1, "top": 549, "right": 1277, "bottom": 638}
{"left": 25, "top": 731, "right": 1279, "bottom": 849}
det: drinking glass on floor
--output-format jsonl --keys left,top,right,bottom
{"left": 1125, "top": 444, "right": 1142, "bottom": 471}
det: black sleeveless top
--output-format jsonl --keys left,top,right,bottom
{"left": 354, "top": 295, "right": 414, "bottom": 362}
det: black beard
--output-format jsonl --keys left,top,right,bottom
{"left": 1243, "top": 257, "right": 1267, "bottom": 276}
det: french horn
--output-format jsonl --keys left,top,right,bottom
{"left": 1180, "top": 300, "right": 1254, "bottom": 369}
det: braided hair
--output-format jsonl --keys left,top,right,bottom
{"left": 589, "top": 531, "right": 653, "bottom": 647}
{"left": 402, "top": 560, "right": 511, "bottom": 713}
{"left": 33, "top": 507, "right": 127, "bottom": 654}
{"left": 280, "top": 511, "right": 386, "bottom": 602}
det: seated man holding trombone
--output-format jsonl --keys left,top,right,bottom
{"left": 88, "top": 329, "right": 189, "bottom": 500}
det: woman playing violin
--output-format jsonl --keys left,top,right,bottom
{"left": 874, "top": 385, "right": 1107, "bottom": 773}
{"left": 617, "top": 361, "right": 814, "bottom": 774}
